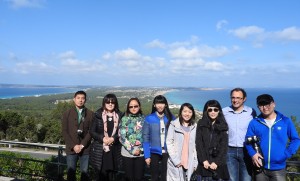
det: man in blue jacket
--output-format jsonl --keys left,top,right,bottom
{"left": 245, "top": 94, "right": 300, "bottom": 181}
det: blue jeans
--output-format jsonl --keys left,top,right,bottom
{"left": 66, "top": 154, "right": 89, "bottom": 181}
{"left": 255, "top": 169, "right": 286, "bottom": 181}
{"left": 227, "top": 147, "right": 252, "bottom": 181}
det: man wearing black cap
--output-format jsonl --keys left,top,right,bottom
{"left": 245, "top": 94, "right": 300, "bottom": 181}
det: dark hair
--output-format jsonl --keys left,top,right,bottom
{"left": 101, "top": 93, "right": 120, "bottom": 112}
{"left": 202, "top": 100, "right": 227, "bottom": 125}
{"left": 151, "top": 95, "right": 173, "bottom": 128}
{"left": 125, "top": 97, "right": 143, "bottom": 116}
{"left": 179, "top": 103, "right": 195, "bottom": 126}
{"left": 230, "top": 87, "right": 247, "bottom": 98}
{"left": 74, "top": 90, "right": 86, "bottom": 99}
{"left": 256, "top": 94, "right": 274, "bottom": 106}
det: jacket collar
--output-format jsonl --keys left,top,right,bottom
{"left": 171, "top": 118, "right": 196, "bottom": 132}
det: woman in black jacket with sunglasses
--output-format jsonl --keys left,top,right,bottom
{"left": 196, "top": 100, "right": 230, "bottom": 181}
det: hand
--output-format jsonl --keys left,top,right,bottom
{"left": 203, "top": 160, "right": 210, "bottom": 169}
{"left": 145, "top": 158, "right": 151, "bottom": 166}
{"left": 252, "top": 153, "right": 264, "bottom": 167}
{"left": 107, "top": 137, "right": 114, "bottom": 145}
{"left": 103, "top": 137, "right": 109, "bottom": 145}
{"left": 133, "top": 149, "right": 141, "bottom": 156}
{"left": 73, "top": 144, "right": 82, "bottom": 154}
{"left": 103, "top": 136, "right": 114, "bottom": 145}
{"left": 209, "top": 162, "right": 218, "bottom": 170}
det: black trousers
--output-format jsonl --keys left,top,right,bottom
{"left": 150, "top": 153, "right": 168, "bottom": 181}
{"left": 95, "top": 169, "right": 116, "bottom": 181}
{"left": 122, "top": 156, "right": 145, "bottom": 181}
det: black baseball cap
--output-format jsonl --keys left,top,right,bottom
{"left": 256, "top": 94, "right": 274, "bottom": 106}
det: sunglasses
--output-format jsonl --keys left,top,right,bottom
{"left": 207, "top": 108, "right": 219, "bottom": 112}
{"left": 129, "top": 105, "right": 139, "bottom": 109}
{"left": 105, "top": 101, "right": 115, "bottom": 104}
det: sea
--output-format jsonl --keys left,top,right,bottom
{"left": 165, "top": 88, "right": 300, "bottom": 121}
{"left": 1, "top": 86, "right": 299, "bottom": 121}
{"left": 0, "top": 85, "right": 79, "bottom": 99}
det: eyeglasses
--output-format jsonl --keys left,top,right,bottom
{"left": 105, "top": 101, "right": 115, "bottom": 104}
{"left": 207, "top": 108, "right": 219, "bottom": 112}
{"left": 231, "top": 97, "right": 243, "bottom": 100}
{"left": 129, "top": 105, "right": 139, "bottom": 109}
{"left": 258, "top": 103, "right": 272, "bottom": 109}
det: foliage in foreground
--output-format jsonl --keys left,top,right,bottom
{"left": 0, "top": 151, "right": 67, "bottom": 180}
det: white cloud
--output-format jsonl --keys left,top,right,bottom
{"left": 168, "top": 45, "right": 230, "bottom": 59}
{"left": 5, "top": 0, "right": 45, "bottom": 9}
{"left": 229, "top": 26, "right": 265, "bottom": 39}
{"left": 169, "top": 58, "right": 228, "bottom": 74}
{"left": 203, "top": 61, "right": 225, "bottom": 71}
{"left": 58, "top": 51, "right": 76, "bottom": 60}
{"left": 168, "top": 47, "right": 200, "bottom": 59}
{"left": 4, "top": 34, "right": 299, "bottom": 87}
{"left": 114, "top": 48, "right": 141, "bottom": 60}
{"left": 61, "top": 58, "right": 85, "bottom": 66}
{"left": 169, "top": 37, "right": 199, "bottom": 48}
{"left": 273, "top": 27, "right": 300, "bottom": 41}
{"left": 216, "top": 20, "right": 228, "bottom": 31}
{"left": 228, "top": 25, "right": 300, "bottom": 47}
{"left": 171, "top": 58, "right": 204, "bottom": 68}
{"left": 102, "top": 48, "right": 165, "bottom": 75}
{"left": 145, "top": 39, "right": 166, "bottom": 48}
{"left": 102, "top": 52, "right": 111, "bottom": 60}
{"left": 15, "top": 61, "right": 55, "bottom": 74}
{"left": 198, "top": 45, "right": 230, "bottom": 58}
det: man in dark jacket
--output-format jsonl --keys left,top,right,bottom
{"left": 62, "top": 90, "right": 93, "bottom": 181}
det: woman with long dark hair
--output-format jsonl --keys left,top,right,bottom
{"left": 119, "top": 97, "right": 145, "bottom": 181}
{"left": 143, "top": 95, "right": 175, "bottom": 181}
{"left": 89, "top": 93, "right": 123, "bottom": 181}
{"left": 196, "top": 100, "right": 229, "bottom": 181}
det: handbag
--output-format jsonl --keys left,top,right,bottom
{"left": 190, "top": 170, "right": 198, "bottom": 181}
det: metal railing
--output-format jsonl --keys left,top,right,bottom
{"left": 286, "top": 160, "right": 300, "bottom": 181}
{"left": 0, "top": 140, "right": 66, "bottom": 180}
{"left": 0, "top": 140, "right": 300, "bottom": 181}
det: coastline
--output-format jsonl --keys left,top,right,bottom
{"left": 154, "top": 88, "right": 178, "bottom": 96}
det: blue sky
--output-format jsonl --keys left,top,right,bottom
{"left": 1, "top": 0, "right": 300, "bottom": 88}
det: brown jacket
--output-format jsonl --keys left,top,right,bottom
{"left": 62, "top": 107, "right": 94, "bottom": 155}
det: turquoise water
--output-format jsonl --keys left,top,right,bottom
{"left": 165, "top": 88, "right": 300, "bottom": 121}
{"left": 0, "top": 86, "right": 79, "bottom": 99}
{"left": 1, "top": 86, "right": 299, "bottom": 121}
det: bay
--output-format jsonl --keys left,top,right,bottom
{"left": 1, "top": 85, "right": 299, "bottom": 121}
{"left": 165, "top": 88, "right": 300, "bottom": 121}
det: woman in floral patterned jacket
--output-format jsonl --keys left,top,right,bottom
{"left": 119, "top": 97, "right": 145, "bottom": 181}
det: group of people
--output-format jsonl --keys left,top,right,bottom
{"left": 62, "top": 88, "right": 300, "bottom": 181}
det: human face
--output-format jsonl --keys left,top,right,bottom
{"left": 73, "top": 94, "right": 86, "bottom": 109}
{"left": 128, "top": 100, "right": 140, "bottom": 115}
{"left": 181, "top": 106, "right": 193, "bottom": 123}
{"left": 258, "top": 102, "right": 275, "bottom": 118}
{"left": 231, "top": 91, "right": 246, "bottom": 111}
{"left": 105, "top": 99, "right": 115, "bottom": 112}
{"left": 154, "top": 103, "right": 166, "bottom": 114}
{"left": 207, "top": 107, "right": 219, "bottom": 121}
